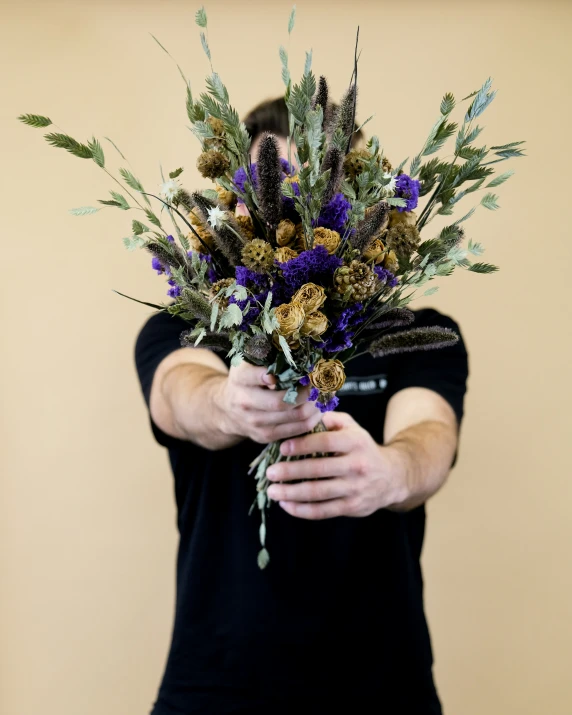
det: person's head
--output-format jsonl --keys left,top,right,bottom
{"left": 243, "top": 96, "right": 364, "bottom": 159}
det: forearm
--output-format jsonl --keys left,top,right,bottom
{"left": 383, "top": 420, "right": 458, "bottom": 512}
{"left": 159, "top": 363, "right": 243, "bottom": 451}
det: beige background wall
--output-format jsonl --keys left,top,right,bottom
{"left": 1, "top": 0, "right": 571, "bottom": 713}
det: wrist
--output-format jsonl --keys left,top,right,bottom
{"left": 378, "top": 440, "right": 414, "bottom": 510}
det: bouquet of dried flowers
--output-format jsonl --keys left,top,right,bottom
{"left": 19, "top": 6, "right": 525, "bottom": 568}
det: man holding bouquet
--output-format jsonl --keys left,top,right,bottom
{"left": 136, "top": 98, "right": 469, "bottom": 715}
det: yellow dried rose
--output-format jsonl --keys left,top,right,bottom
{"left": 215, "top": 184, "right": 236, "bottom": 209}
{"left": 236, "top": 214, "right": 256, "bottom": 242}
{"left": 276, "top": 219, "right": 297, "bottom": 247}
{"left": 363, "top": 238, "right": 385, "bottom": 264}
{"left": 274, "top": 302, "right": 305, "bottom": 337}
{"left": 300, "top": 311, "right": 328, "bottom": 338}
{"left": 388, "top": 208, "right": 417, "bottom": 228}
{"left": 313, "top": 227, "right": 341, "bottom": 254}
{"left": 309, "top": 359, "right": 346, "bottom": 392}
{"left": 274, "top": 246, "right": 298, "bottom": 263}
{"left": 383, "top": 249, "right": 399, "bottom": 273}
{"left": 292, "top": 283, "right": 326, "bottom": 314}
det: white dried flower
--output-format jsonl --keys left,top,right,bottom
{"left": 207, "top": 205, "right": 228, "bottom": 228}
{"left": 160, "top": 179, "right": 180, "bottom": 201}
{"left": 382, "top": 172, "right": 397, "bottom": 195}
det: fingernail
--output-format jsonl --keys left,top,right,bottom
{"left": 280, "top": 441, "right": 292, "bottom": 456}
{"left": 266, "top": 466, "right": 277, "bottom": 480}
{"left": 267, "top": 486, "right": 277, "bottom": 499}
{"left": 262, "top": 374, "right": 274, "bottom": 386}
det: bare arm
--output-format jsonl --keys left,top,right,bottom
{"left": 149, "top": 348, "right": 322, "bottom": 451}
{"left": 265, "top": 387, "right": 459, "bottom": 519}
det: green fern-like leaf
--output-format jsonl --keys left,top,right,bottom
{"left": 469, "top": 262, "right": 499, "bottom": 274}
{"left": 98, "top": 198, "right": 122, "bottom": 208}
{"left": 145, "top": 209, "right": 162, "bottom": 227}
{"left": 44, "top": 132, "right": 93, "bottom": 159}
{"left": 195, "top": 6, "right": 207, "bottom": 27}
{"left": 88, "top": 137, "right": 105, "bottom": 168}
{"left": 440, "top": 93, "right": 455, "bottom": 115}
{"left": 69, "top": 206, "right": 101, "bottom": 216}
{"left": 119, "top": 168, "right": 144, "bottom": 193}
{"left": 486, "top": 170, "right": 514, "bottom": 188}
{"left": 132, "top": 220, "right": 150, "bottom": 235}
{"left": 481, "top": 193, "right": 500, "bottom": 210}
{"left": 18, "top": 113, "right": 52, "bottom": 128}
{"left": 109, "top": 191, "right": 130, "bottom": 210}
{"left": 288, "top": 6, "right": 296, "bottom": 34}
{"left": 200, "top": 32, "right": 211, "bottom": 62}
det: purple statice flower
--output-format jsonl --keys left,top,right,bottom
{"left": 166, "top": 278, "right": 182, "bottom": 299}
{"left": 233, "top": 164, "right": 258, "bottom": 203}
{"left": 280, "top": 158, "right": 295, "bottom": 176}
{"left": 317, "top": 394, "right": 339, "bottom": 413}
{"left": 394, "top": 174, "right": 420, "bottom": 212}
{"left": 235, "top": 266, "right": 270, "bottom": 290}
{"left": 166, "top": 234, "right": 175, "bottom": 243}
{"left": 299, "top": 375, "right": 310, "bottom": 386}
{"left": 151, "top": 256, "right": 164, "bottom": 275}
{"left": 374, "top": 265, "right": 399, "bottom": 288}
{"left": 316, "top": 302, "right": 373, "bottom": 355}
{"left": 308, "top": 387, "right": 320, "bottom": 401}
{"left": 195, "top": 252, "right": 217, "bottom": 283}
{"left": 278, "top": 244, "right": 342, "bottom": 293}
{"left": 314, "top": 192, "right": 351, "bottom": 233}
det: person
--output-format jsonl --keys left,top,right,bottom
{"left": 135, "top": 96, "right": 469, "bottom": 715}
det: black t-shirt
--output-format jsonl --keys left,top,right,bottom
{"left": 135, "top": 308, "right": 469, "bottom": 715}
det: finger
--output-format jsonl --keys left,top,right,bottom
{"left": 247, "top": 388, "right": 302, "bottom": 412}
{"left": 263, "top": 411, "right": 323, "bottom": 441}
{"left": 279, "top": 498, "right": 348, "bottom": 521}
{"left": 280, "top": 428, "right": 360, "bottom": 457}
{"left": 267, "top": 455, "right": 350, "bottom": 482}
{"left": 268, "top": 478, "right": 348, "bottom": 503}
{"left": 321, "top": 411, "right": 356, "bottom": 431}
{"left": 252, "top": 401, "right": 318, "bottom": 427}
{"left": 233, "top": 363, "right": 274, "bottom": 388}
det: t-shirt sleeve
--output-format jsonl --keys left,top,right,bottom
{"left": 134, "top": 310, "right": 190, "bottom": 448}
{"left": 383, "top": 308, "right": 469, "bottom": 427}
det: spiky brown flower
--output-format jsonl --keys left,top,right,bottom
{"left": 320, "top": 145, "right": 343, "bottom": 204}
{"left": 343, "top": 148, "right": 371, "bottom": 181}
{"left": 180, "top": 288, "right": 211, "bottom": 322}
{"left": 256, "top": 133, "right": 283, "bottom": 229}
{"left": 334, "top": 84, "right": 357, "bottom": 141}
{"left": 351, "top": 201, "right": 391, "bottom": 254}
{"left": 190, "top": 192, "right": 244, "bottom": 265}
{"left": 244, "top": 333, "right": 272, "bottom": 362}
{"left": 367, "top": 326, "right": 459, "bottom": 359}
{"left": 241, "top": 239, "right": 275, "bottom": 273}
{"left": 180, "top": 330, "right": 231, "bottom": 353}
{"left": 313, "top": 227, "right": 341, "bottom": 255}
{"left": 335, "top": 260, "right": 378, "bottom": 302}
{"left": 312, "top": 76, "right": 329, "bottom": 112}
{"left": 385, "top": 224, "right": 421, "bottom": 261}
{"left": 235, "top": 215, "right": 256, "bottom": 242}
{"left": 196, "top": 149, "right": 230, "bottom": 180}
{"left": 188, "top": 209, "right": 215, "bottom": 253}
{"left": 274, "top": 246, "right": 298, "bottom": 263}
{"left": 276, "top": 219, "right": 297, "bottom": 247}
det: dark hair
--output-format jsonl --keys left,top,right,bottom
{"left": 243, "top": 96, "right": 364, "bottom": 147}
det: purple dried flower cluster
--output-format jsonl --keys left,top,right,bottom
{"left": 307, "top": 388, "right": 339, "bottom": 413}
{"left": 278, "top": 245, "right": 342, "bottom": 293}
{"left": 394, "top": 174, "right": 420, "bottom": 212}
{"left": 314, "top": 192, "right": 351, "bottom": 233}
{"left": 374, "top": 265, "right": 399, "bottom": 288}
{"left": 299, "top": 375, "right": 310, "bottom": 386}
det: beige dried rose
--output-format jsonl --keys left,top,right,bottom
{"left": 383, "top": 249, "right": 399, "bottom": 273}
{"left": 292, "top": 283, "right": 326, "bottom": 314}
{"left": 388, "top": 208, "right": 417, "bottom": 228}
{"left": 274, "top": 302, "right": 306, "bottom": 337}
{"left": 300, "top": 311, "right": 328, "bottom": 338}
{"left": 274, "top": 246, "right": 298, "bottom": 263}
{"left": 363, "top": 238, "right": 385, "bottom": 264}
{"left": 313, "top": 227, "right": 341, "bottom": 254}
{"left": 276, "top": 219, "right": 297, "bottom": 246}
{"left": 309, "top": 359, "right": 346, "bottom": 392}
